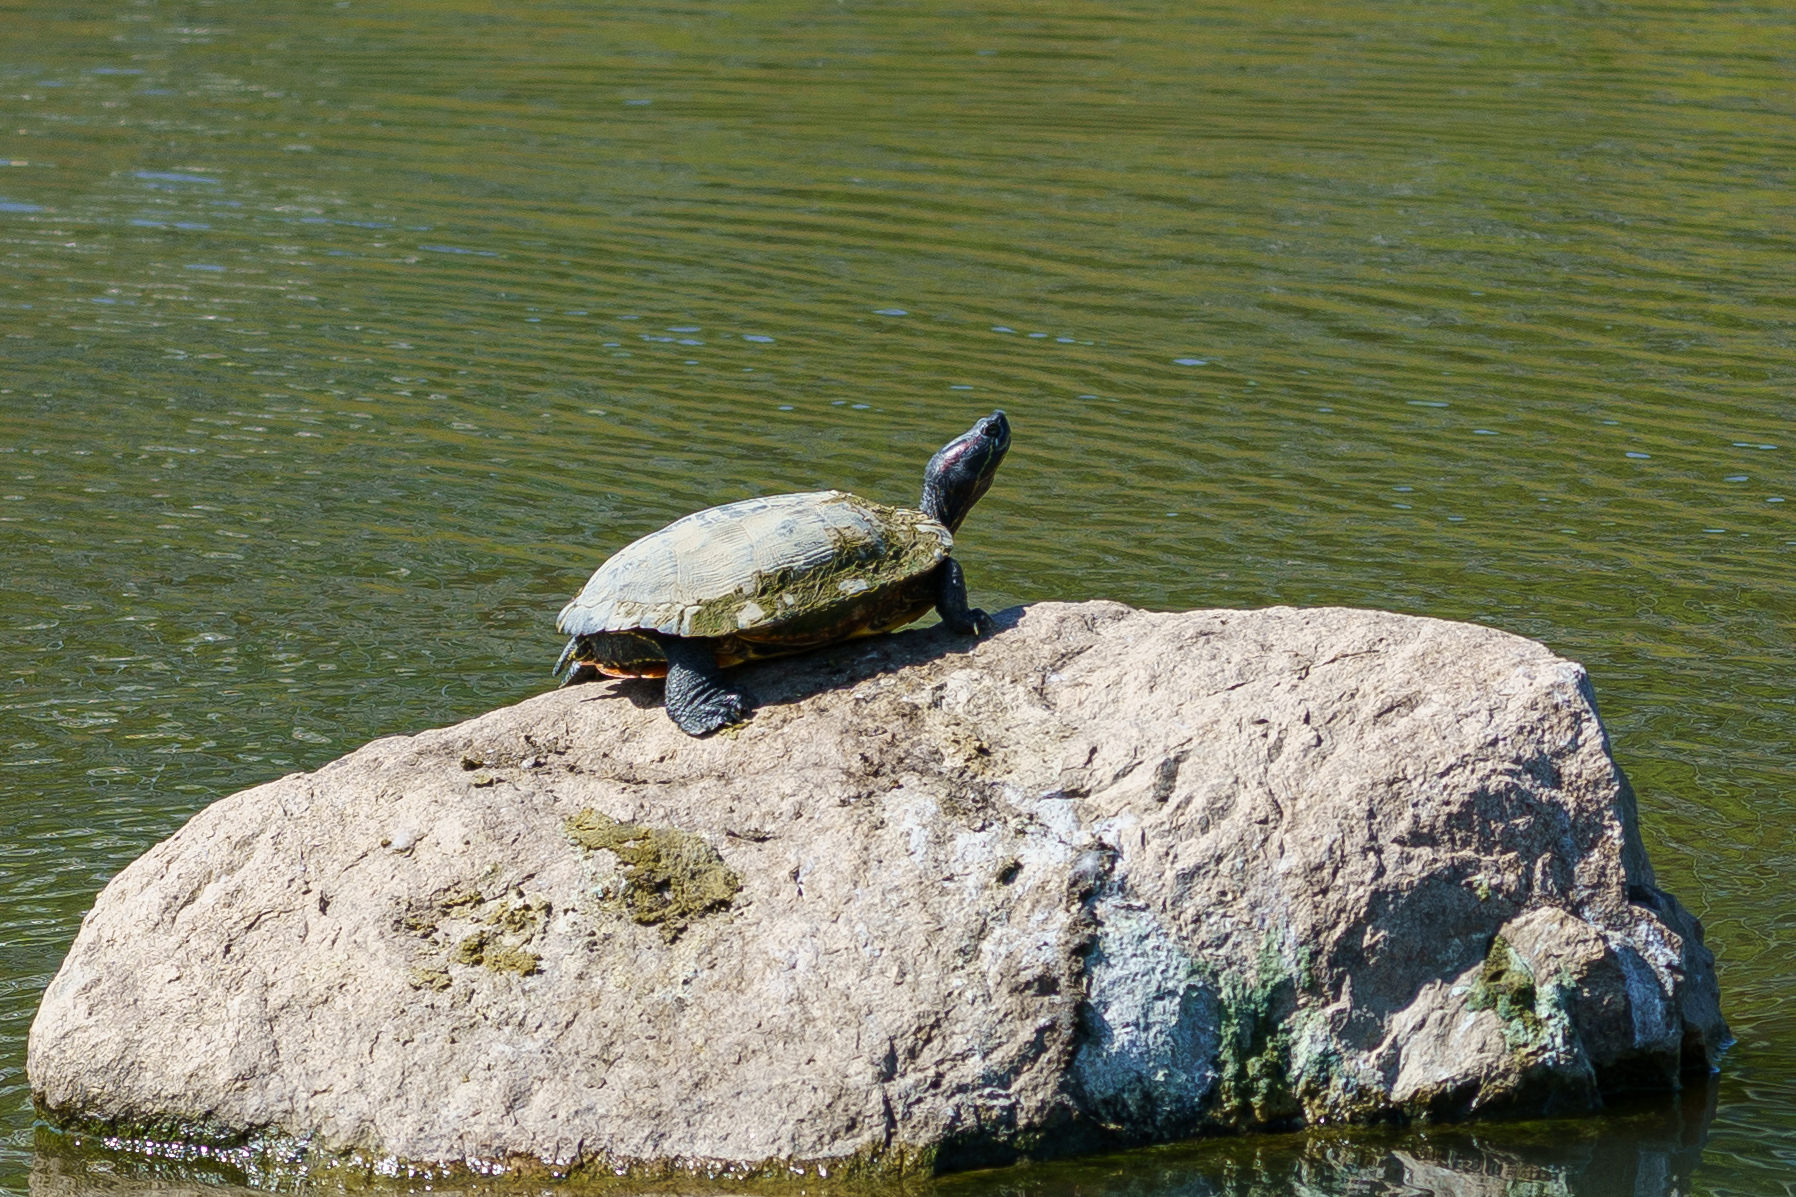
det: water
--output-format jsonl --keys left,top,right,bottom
{"left": 1, "top": 0, "right": 1791, "bottom": 1192}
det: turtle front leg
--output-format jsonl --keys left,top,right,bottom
{"left": 934, "top": 558, "right": 993, "bottom": 636}
{"left": 661, "top": 638, "right": 755, "bottom": 736}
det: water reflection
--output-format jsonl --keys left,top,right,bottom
{"left": 943, "top": 1086, "right": 1719, "bottom": 1197}
{"left": 27, "top": 1081, "right": 1718, "bottom": 1197}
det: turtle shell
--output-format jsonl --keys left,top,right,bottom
{"left": 558, "top": 490, "right": 953, "bottom": 656}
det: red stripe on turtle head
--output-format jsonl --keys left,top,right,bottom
{"left": 922, "top": 410, "right": 1010, "bottom": 533}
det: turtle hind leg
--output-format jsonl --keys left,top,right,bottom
{"left": 554, "top": 636, "right": 601, "bottom": 688}
{"left": 661, "top": 638, "right": 755, "bottom": 736}
{"left": 934, "top": 558, "right": 993, "bottom": 636}
{"left": 554, "top": 636, "right": 580, "bottom": 676}
{"left": 560, "top": 663, "right": 601, "bottom": 688}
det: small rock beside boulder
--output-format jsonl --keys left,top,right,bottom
{"left": 28, "top": 602, "right": 1727, "bottom": 1180}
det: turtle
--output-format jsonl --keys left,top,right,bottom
{"left": 553, "top": 410, "right": 1011, "bottom": 736}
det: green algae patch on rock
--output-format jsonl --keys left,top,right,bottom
{"left": 1209, "top": 942, "right": 1310, "bottom": 1128}
{"left": 1469, "top": 935, "right": 1544, "bottom": 1047}
{"left": 567, "top": 809, "right": 741, "bottom": 941}
{"left": 449, "top": 929, "right": 539, "bottom": 976}
{"left": 397, "top": 888, "right": 548, "bottom": 983}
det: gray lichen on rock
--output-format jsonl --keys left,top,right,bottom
{"left": 1070, "top": 899, "right": 1218, "bottom": 1134}
{"left": 566, "top": 809, "right": 741, "bottom": 941}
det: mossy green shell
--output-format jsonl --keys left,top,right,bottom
{"left": 557, "top": 490, "right": 953, "bottom": 648}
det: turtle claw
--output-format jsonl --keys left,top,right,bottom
{"left": 942, "top": 607, "right": 991, "bottom": 637}
{"left": 670, "top": 688, "right": 755, "bottom": 737}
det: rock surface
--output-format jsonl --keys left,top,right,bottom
{"left": 29, "top": 602, "right": 1728, "bottom": 1180}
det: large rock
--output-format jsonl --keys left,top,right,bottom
{"left": 29, "top": 602, "right": 1727, "bottom": 1180}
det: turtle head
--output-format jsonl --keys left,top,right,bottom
{"left": 921, "top": 410, "right": 1010, "bottom": 534}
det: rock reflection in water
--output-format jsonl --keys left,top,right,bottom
{"left": 938, "top": 1082, "right": 1716, "bottom": 1197}
{"left": 29, "top": 1079, "right": 1716, "bottom": 1197}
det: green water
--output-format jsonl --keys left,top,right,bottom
{"left": 1, "top": 0, "right": 1791, "bottom": 1192}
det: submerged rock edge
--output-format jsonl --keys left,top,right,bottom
{"left": 28, "top": 601, "right": 1729, "bottom": 1179}
{"left": 28, "top": 1115, "right": 952, "bottom": 1191}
